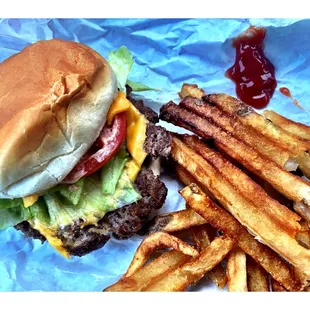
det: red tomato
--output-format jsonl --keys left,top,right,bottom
{"left": 63, "top": 112, "right": 127, "bottom": 183}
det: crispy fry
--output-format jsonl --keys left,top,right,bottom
{"left": 296, "top": 220, "right": 310, "bottom": 249}
{"left": 172, "top": 137, "right": 310, "bottom": 278}
{"left": 264, "top": 110, "right": 310, "bottom": 141}
{"left": 247, "top": 255, "right": 269, "bottom": 292}
{"left": 145, "top": 209, "right": 206, "bottom": 235}
{"left": 144, "top": 235, "right": 234, "bottom": 291}
{"left": 160, "top": 101, "right": 310, "bottom": 207}
{"left": 191, "top": 224, "right": 227, "bottom": 289}
{"left": 124, "top": 231, "right": 199, "bottom": 277}
{"left": 227, "top": 247, "right": 248, "bottom": 292}
{"left": 176, "top": 163, "right": 216, "bottom": 201}
{"left": 271, "top": 279, "right": 287, "bottom": 292}
{"left": 104, "top": 250, "right": 189, "bottom": 292}
{"left": 180, "top": 184, "right": 307, "bottom": 291}
{"left": 183, "top": 134, "right": 300, "bottom": 236}
{"left": 178, "top": 83, "right": 206, "bottom": 100}
{"left": 207, "top": 94, "right": 310, "bottom": 178}
{"left": 180, "top": 97, "right": 296, "bottom": 171}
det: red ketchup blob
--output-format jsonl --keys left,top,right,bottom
{"left": 226, "top": 26, "right": 277, "bottom": 109}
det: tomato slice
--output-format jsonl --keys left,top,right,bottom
{"left": 63, "top": 112, "right": 127, "bottom": 183}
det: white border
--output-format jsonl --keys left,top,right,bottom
{"left": 1, "top": 0, "right": 309, "bottom": 18}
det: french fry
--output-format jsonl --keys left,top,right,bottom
{"left": 247, "top": 255, "right": 269, "bottom": 292}
{"left": 124, "top": 231, "right": 199, "bottom": 277}
{"left": 160, "top": 102, "right": 310, "bottom": 207}
{"left": 180, "top": 97, "right": 296, "bottom": 171}
{"left": 104, "top": 250, "right": 189, "bottom": 292}
{"left": 271, "top": 279, "right": 287, "bottom": 292}
{"left": 227, "top": 247, "right": 248, "bottom": 292}
{"left": 178, "top": 83, "right": 206, "bottom": 100}
{"left": 180, "top": 184, "right": 307, "bottom": 291}
{"left": 145, "top": 209, "right": 206, "bottom": 235}
{"left": 191, "top": 224, "right": 227, "bottom": 289}
{"left": 172, "top": 137, "right": 310, "bottom": 278}
{"left": 206, "top": 94, "right": 310, "bottom": 178}
{"left": 296, "top": 220, "right": 310, "bottom": 249}
{"left": 183, "top": 134, "right": 300, "bottom": 236}
{"left": 263, "top": 110, "right": 310, "bottom": 141}
{"left": 144, "top": 235, "right": 234, "bottom": 292}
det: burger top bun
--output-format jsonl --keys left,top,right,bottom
{"left": 0, "top": 39, "right": 117, "bottom": 198}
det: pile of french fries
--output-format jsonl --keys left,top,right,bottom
{"left": 104, "top": 84, "right": 310, "bottom": 292}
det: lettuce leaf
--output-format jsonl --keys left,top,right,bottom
{"left": 108, "top": 46, "right": 156, "bottom": 93}
{"left": 126, "top": 80, "right": 158, "bottom": 92}
{"left": 41, "top": 170, "right": 140, "bottom": 228}
{"left": 0, "top": 199, "right": 32, "bottom": 230}
{"left": 108, "top": 46, "right": 134, "bottom": 93}
{"left": 101, "top": 145, "right": 128, "bottom": 195}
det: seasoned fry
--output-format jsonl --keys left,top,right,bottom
{"left": 263, "top": 110, "right": 310, "bottom": 141}
{"left": 124, "top": 232, "right": 199, "bottom": 278}
{"left": 206, "top": 93, "right": 310, "bottom": 178}
{"left": 227, "top": 247, "right": 248, "bottom": 292}
{"left": 104, "top": 250, "right": 189, "bottom": 292}
{"left": 180, "top": 96, "right": 296, "bottom": 171}
{"left": 271, "top": 279, "right": 287, "bottom": 292}
{"left": 145, "top": 209, "right": 206, "bottom": 235}
{"left": 160, "top": 102, "right": 310, "bottom": 207}
{"left": 191, "top": 224, "right": 227, "bottom": 289}
{"left": 172, "top": 137, "right": 310, "bottom": 278}
{"left": 247, "top": 256, "right": 269, "bottom": 292}
{"left": 183, "top": 134, "right": 300, "bottom": 236}
{"left": 178, "top": 83, "right": 206, "bottom": 100}
{"left": 144, "top": 235, "right": 234, "bottom": 291}
{"left": 180, "top": 184, "right": 307, "bottom": 291}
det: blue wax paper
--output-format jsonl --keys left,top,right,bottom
{"left": 0, "top": 18, "right": 310, "bottom": 292}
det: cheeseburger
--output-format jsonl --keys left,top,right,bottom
{"left": 0, "top": 39, "right": 170, "bottom": 257}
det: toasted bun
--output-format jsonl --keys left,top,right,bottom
{"left": 0, "top": 39, "right": 117, "bottom": 198}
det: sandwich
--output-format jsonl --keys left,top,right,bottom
{"left": 0, "top": 39, "right": 171, "bottom": 257}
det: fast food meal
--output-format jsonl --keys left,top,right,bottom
{"left": 0, "top": 39, "right": 171, "bottom": 257}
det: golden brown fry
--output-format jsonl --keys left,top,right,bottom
{"left": 178, "top": 83, "right": 206, "bottom": 100}
{"left": 146, "top": 209, "right": 206, "bottom": 235}
{"left": 124, "top": 232, "right": 199, "bottom": 278}
{"left": 207, "top": 93, "right": 310, "bottom": 178}
{"left": 104, "top": 250, "right": 189, "bottom": 292}
{"left": 271, "top": 279, "right": 287, "bottom": 292}
{"left": 180, "top": 184, "right": 307, "bottom": 291}
{"left": 207, "top": 93, "right": 310, "bottom": 153}
{"left": 247, "top": 255, "right": 269, "bottom": 292}
{"left": 180, "top": 97, "right": 296, "bottom": 170}
{"left": 227, "top": 247, "right": 248, "bottom": 292}
{"left": 263, "top": 110, "right": 310, "bottom": 141}
{"left": 296, "top": 220, "right": 310, "bottom": 249}
{"left": 172, "top": 137, "right": 310, "bottom": 278}
{"left": 191, "top": 224, "right": 227, "bottom": 289}
{"left": 160, "top": 102, "right": 310, "bottom": 206}
{"left": 183, "top": 135, "right": 300, "bottom": 236}
{"left": 144, "top": 235, "right": 234, "bottom": 292}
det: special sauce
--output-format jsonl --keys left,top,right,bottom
{"left": 225, "top": 26, "right": 277, "bottom": 109}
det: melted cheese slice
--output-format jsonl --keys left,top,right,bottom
{"left": 107, "top": 92, "right": 149, "bottom": 181}
{"left": 23, "top": 195, "right": 39, "bottom": 208}
{"left": 32, "top": 220, "right": 70, "bottom": 259}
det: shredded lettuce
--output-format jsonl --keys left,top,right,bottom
{"left": 101, "top": 145, "right": 128, "bottom": 195}
{"left": 0, "top": 147, "right": 140, "bottom": 231}
{"left": 0, "top": 199, "right": 32, "bottom": 230}
{"left": 108, "top": 46, "right": 156, "bottom": 93}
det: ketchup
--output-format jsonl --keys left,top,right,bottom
{"left": 226, "top": 26, "right": 277, "bottom": 109}
{"left": 279, "top": 87, "right": 303, "bottom": 110}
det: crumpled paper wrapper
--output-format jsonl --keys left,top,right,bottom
{"left": 0, "top": 18, "right": 309, "bottom": 292}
